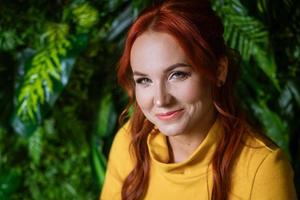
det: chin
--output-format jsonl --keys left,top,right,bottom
{"left": 156, "top": 124, "right": 186, "bottom": 137}
{"left": 146, "top": 115, "right": 187, "bottom": 136}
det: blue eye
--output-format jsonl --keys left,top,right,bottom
{"left": 135, "top": 77, "right": 152, "bottom": 86}
{"left": 169, "top": 71, "right": 191, "bottom": 80}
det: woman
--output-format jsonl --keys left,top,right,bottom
{"left": 100, "top": 0, "right": 297, "bottom": 199}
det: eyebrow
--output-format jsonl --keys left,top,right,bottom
{"left": 132, "top": 63, "right": 190, "bottom": 76}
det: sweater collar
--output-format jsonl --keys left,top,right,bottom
{"left": 147, "top": 118, "right": 222, "bottom": 176}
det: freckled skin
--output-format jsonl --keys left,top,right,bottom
{"left": 130, "top": 31, "right": 216, "bottom": 156}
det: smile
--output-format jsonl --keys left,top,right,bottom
{"left": 155, "top": 109, "right": 184, "bottom": 120}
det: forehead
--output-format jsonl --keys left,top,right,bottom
{"left": 130, "top": 32, "right": 187, "bottom": 73}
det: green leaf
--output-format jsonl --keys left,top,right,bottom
{"left": 253, "top": 47, "right": 280, "bottom": 90}
{"left": 28, "top": 127, "right": 43, "bottom": 165}
{"left": 0, "top": 169, "right": 21, "bottom": 199}
{"left": 12, "top": 49, "right": 76, "bottom": 136}
{"left": 250, "top": 100, "right": 290, "bottom": 155}
{"left": 287, "top": 80, "right": 300, "bottom": 107}
{"left": 72, "top": 3, "right": 99, "bottom": 32}
{"left": 97, "top": 93, "right": 117, "bottom": 138}
{"left": 214, "top": 0, "right": 280, "bottom": 90}
{"left": 107, "top": 5, "right": 134, "bottom": 41}
{"left": 91, "top": 137, "right": 107, "bottom": 187}
{"left": 44, "top": 22, "right": 70, "bottom": 43}
{"left": 0, "top": 28, "right": 22, "bottom": 51}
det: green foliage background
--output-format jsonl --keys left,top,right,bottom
{"left": 0, "top": 0, "right": 299, "bottom": 199}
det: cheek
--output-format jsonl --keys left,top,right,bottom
{"left": 135, "top": 87, "right": 153, "bottom": 109}
{"left": 172, "top": 80, "right": 211, "bottom": 103}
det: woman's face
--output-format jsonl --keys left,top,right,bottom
{"left": 130, "top": 32, "right": 215, "bottom": 137}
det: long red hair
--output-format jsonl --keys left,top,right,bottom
{"left": 117, "top": 0, "right": 246, "bottom": 199}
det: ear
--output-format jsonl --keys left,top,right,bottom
{"left": 217, "top": 57, "right": 228, "bottom": 86}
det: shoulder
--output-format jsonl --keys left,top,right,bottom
{"left": 110, "top": 121, "right": 132, "bottom": 152}
{"left": 100, "top": 121, "right": 133, "bottom": 199}
{"left": 238, "top": 132, "right": 291, "bottom": 173}
{"left": 231, "top": 131, "right": 297, "bottom": 199}
{"left": 237, "top": 132, "right": 283, "bottom": 170}
{"left": 106, "top": 121, "right": 134, "bottom": 179}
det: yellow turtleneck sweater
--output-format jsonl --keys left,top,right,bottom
{"left": 100, "top": 119, "right": 297, "bottom": 200}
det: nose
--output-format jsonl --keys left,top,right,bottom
{"left": 154, "top": 82, "right": 171, "bottom": 107}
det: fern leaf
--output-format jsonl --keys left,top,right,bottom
{"left": 213, "top": 0, "right": 279, "bottom": 89}
{"left": 16, "top": 22, "right": 73, "bottom": 122}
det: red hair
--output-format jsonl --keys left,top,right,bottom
{"left": 117, "top": 0, "right": 246, "bottom": 199}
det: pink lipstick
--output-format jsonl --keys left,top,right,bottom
{"left": 156, "top": 109, "right": 184, "bottom": 120}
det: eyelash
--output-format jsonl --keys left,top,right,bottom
{"left": 169, "top": 71, "right": 191, "bottom": 80}
{"left": 134, "top": 71, "right": 191, "bottom": 86}
{"left": 135, "top": 77, "right": 152, "bottom": 85}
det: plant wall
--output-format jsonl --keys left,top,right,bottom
{"left": 0, "top": 0, "right": 299, "bottom": 199}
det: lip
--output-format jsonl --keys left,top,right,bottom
{"left": 155, "top": 109, "right": 184, "bottom": 120}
